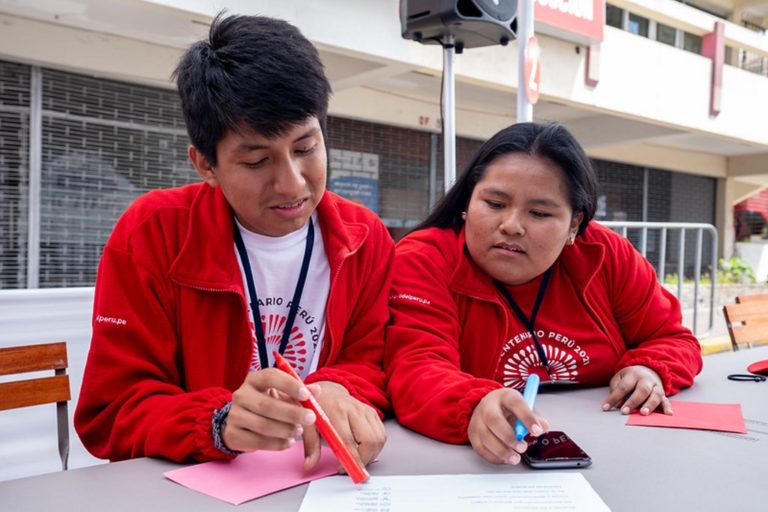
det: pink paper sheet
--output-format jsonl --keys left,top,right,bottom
{"left": 164, "top": 444, "right": 339, "bottom": 505}
{"left": 626, "top": 400, "right": 747, "bottom": 433}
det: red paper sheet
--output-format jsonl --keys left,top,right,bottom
{"left": 164, "top": 444, "right": 339, "bottom": 505}
{"left": 626, "top": 400, "right": 747, "bottom": 433}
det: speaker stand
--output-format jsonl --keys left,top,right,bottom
{"left": 442, "top": 34, "right": 456, "bottom": 193}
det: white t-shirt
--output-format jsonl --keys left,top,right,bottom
{"left": 234, "top": 212, "right": 330, "bottom": 379}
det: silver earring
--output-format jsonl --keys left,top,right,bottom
{"left": 461, "top": 211, "right": 467, "bottom": 220}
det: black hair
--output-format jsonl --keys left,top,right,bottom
{"left": 173, "top": 12, "right": 332, "bottom": 166}
{"left": 416, "top": 122, "right": 597, "bottom": 235}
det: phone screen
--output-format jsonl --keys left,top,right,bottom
{"left": 522, "top": 431, "right": 592, "bottom": 469}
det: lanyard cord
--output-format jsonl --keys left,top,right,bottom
{"left": 494, "top": 266, "right": 554, "bottom": 376}
{"left": 233, "top": 217, "right": 314, "bottom": 369}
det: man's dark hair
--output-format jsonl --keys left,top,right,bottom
{"left": 173, "top": 13, "right": 332, "bottom": 166}
{"left": 416, "top": 122, "right": 597, "bottom": 235}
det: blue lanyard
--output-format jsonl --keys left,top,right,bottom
{"left": 494, "top": 266, "right": 554, "bottom": 376}
{"left": 233, "top": 217, "right": 314, "bottom": 370}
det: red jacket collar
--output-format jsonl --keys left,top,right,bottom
{"left": 169, "top": 185, "right": 369, "bottom": 292}
{"left": 316, "top": 190, "right": 370, "bottom": 264}
{"left": 448, "top": 228, "right": 498, "bottom": 302}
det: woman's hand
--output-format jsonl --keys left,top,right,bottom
{"left": 602, "top": 365, "right": 673, "bottom": 416}
{"left": 467, "top": 388, "right": 549, "bottom": 465}
{"left": 302, "top": 381, "right": 386, "bottom": 472}
{"left": 222, "top": 368, "right": 318, "bottom": 453}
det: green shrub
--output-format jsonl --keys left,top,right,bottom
{"left": 718, "top": 257, "right": 756, "bottom": 284}
{"left": 662, "top": 258, "right": 754, "bottom": 285}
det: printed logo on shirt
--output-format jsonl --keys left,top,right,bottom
{"left": 494, "top": 329, "right": 592, "bottom": 389}
{"left": 249, "top": 314, "right": 309, "bottom": 373}
{"left": 95, "top": 315, "right": 127, "bottom": 326}
{"left": 246, "top": 297, "right": 323, "bottom": 376}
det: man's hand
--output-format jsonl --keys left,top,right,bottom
{"left": 301, "top": 380, "right": 386, "bottom": 472}
{"left": 222, "top": 368, "right": 318, "bottom": 452}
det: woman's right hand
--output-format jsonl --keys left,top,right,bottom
{"left": 467, "top": 387, "right": 549, "bottom": 465}
{"left": 222, "top": 368, "right": 318, "bottom": 453}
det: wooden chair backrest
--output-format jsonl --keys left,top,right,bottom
{"left": 0, "top": 342, "right": 71, "bottom": 410}
{"left": 723, "top": 296, "right": 768, "bottom": 351}
{"left": 735, "top": 293, "right": 768, "bottom": 304}
{"left": 0, "top": 341, "right": 71, "bottom": 470}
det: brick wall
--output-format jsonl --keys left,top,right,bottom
{"left": 326, "top": 116, "right": 482, "bottom": 239}
{"left": 326, "top": 117, "right": 431, "bottom": 223}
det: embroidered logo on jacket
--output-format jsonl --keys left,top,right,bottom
{"left": 95, "top": 315, "right": 127, "bottom": 326}
{"left": 389, "top": 293, "right": 431, "bottom": 305}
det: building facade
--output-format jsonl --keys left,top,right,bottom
{"left": 1, "top": 0, "right": 767, "bottom": 289}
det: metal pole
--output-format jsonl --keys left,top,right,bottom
{"left": 709, "top": 229, "right": 718, "bottom": 335}
{"left": 658, "top": 228, "right": 667, "bottom": 282}
{"left": 677, "top": 228, "right": 685, "bottom": 300}
{"left": 27, "top": 66, "right": 42, "bottom": 289}
{"left": 429, "top": 133, "right": 438, "bottom": 208}
{"left": 442, "top": 34, "right": 456, "bottom": 192}
{"left": 516, "top": 0, "right": 534, "bottom": 122}
{"left": 693, "top": 228, "right": 703, "bottom": 334}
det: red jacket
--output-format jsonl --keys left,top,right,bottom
{"left": 75, "top": 183, "right": 393, "bottom": 462}
{"left": 385, "top": 223, "right": 702, "bottom": 444}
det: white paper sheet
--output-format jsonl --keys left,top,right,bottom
{"left": 299, "top": 472, "right": 610, "bottom": 512}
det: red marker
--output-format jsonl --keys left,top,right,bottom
{"left": 272, "top": 351, "right": 370, "bottom": 484}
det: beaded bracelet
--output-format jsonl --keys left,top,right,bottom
{"left": 211, "top": 401, "right": 242, "bottom": 456}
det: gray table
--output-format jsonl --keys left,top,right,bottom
{"left": 2, "top": 347, "right": 766, "bottom": 511}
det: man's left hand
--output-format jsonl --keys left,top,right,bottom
{"left": 301, "top": 381, "right": 386, "bottom": 472}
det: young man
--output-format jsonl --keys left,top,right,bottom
{"left": 74, "top": 14, "right": 392, "bottom": 470}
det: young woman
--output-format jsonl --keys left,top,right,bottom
{"left": 385, "top": 122, "right": 701, "bottom": 465}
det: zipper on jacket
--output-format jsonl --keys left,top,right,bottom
{"left": 321, "top": 245, "right": 362, "bottom": 366}
{"left": 184, "top": 283, "right": 254, "bottom": 372}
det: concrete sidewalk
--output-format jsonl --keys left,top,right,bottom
{"left": 682, "top": 306, "right": 732, "bottom": 355}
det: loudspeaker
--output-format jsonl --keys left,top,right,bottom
{"left": 400, "top": 0, "right": 517, "bottom": 51}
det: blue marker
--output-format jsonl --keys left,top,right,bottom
{"left": 515, "top": 374, "right": 541, "bottom": 441}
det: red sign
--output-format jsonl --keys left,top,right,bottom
{"left": 702, "top": 21, "right": 724, "bottom": 116}
{"left": 524, "top": 36, "right": 541, "bottom": 104}
{"left": 535, "top": 0, "right": 604, "bottom": 45}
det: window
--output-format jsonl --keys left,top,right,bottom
{"left": 656, "top": 23, "right": 677, "bottom": 46}
{"left": 606, "top": 4, "right": 623, "bottom": 29}
{"left": 0, "top": 60, "right": 198, "bottom": 288}
{"left": 608, "top": 8, "right": 704, "bottom": 56}
{"left": 0, "top": 61, "right": 30, "bottom": 289}
{"left": 38, "top": 69, "right": 196, "bottom": 287}
{"left": 628, "top": 13, "right": 649, "bottom": 37}
{"left": 683, "top": 32, "right": 702, "bottom": 54}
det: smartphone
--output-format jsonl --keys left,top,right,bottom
{"left": 522, "top": 431, "right": 592, "bottom": 469}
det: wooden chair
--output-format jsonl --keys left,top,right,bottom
{"left": 0, "top": 342, "right": 71, "bottom": 470}
{"left": 723, "top": 295, "right": 768, "bottom": 352}
{"left": 735, "top": 293, "right": 768, "bottom": 304}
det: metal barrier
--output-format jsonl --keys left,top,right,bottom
{"left": 599, "top": 221, "right": 718, "bottom": 337}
